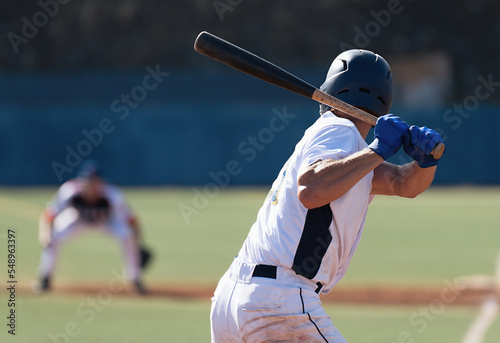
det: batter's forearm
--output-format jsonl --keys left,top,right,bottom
{"left": 298, "top": 148, "right": 383, "bottom": 209}
{"left": 395, "top": 162, "right": 436, "bottom": 198}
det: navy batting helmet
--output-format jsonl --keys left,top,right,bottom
{"left": 319, "top": 49, "right": 393, "bottom": 117}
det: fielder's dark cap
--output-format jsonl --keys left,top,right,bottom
{"left": 320, "top": 49, "right": 393, "bottom": 117}
{"left": 78, "top": 160, "right": 102, "bottom": 180}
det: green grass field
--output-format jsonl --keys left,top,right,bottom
{"left": 0, "top": 186, "right": 499, "bottom": 342}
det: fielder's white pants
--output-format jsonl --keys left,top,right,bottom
{"left": 210, "top": 257, "right": 347, "bottom": 343}
{"left": 37, "top": 209, "right": 140, "bottom": 281}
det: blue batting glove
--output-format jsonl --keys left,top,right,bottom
{"left": 368, "top": 114, "right": 409, "bottom": 160}
{"left": 403, "top": 125, "right": 444, "bottom": 168}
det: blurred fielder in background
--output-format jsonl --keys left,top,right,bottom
{"left": 33, "top": 161, "right": 152, "bottom": 294}
{"left": 210, "top": 50, "right": 445, "bottom": 342}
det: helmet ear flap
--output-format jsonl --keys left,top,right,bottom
{"left": 319, "top": 49, "right": 393, "bottom": 117}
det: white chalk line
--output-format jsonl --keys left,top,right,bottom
{"left": 461, "top": 251, "right": 500, "bottom": 343}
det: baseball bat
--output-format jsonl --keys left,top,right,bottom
{"left": 194, "top": 31, "right": 445, "bottom": 160}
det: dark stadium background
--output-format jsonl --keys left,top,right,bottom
{"left": 0, "top": 0, "right": 498, "bottom": 185}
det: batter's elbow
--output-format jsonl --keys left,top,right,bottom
{"left": 298, "top": 186, "right": 324, "bottom": 209}
{"left": 297, "top": 187, "right": 312, "bottom": 209}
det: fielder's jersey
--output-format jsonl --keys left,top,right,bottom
{"left": 238, "top": 111, "right": 374, "bottom": 294}
{"left": 46, "top": 179, "right": 132, "bottom": 223}
{"left": 70, "top": 195, "right": 110, "bottom": 223}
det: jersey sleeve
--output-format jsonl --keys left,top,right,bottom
{"left": 300, "top": 124, "right": 359, "bottom": 168}
{"left": 104, "top": 184, "right": 134, "bottom": 220}
{"left": 45, "top": 180, "right": 80, "bottom": 219}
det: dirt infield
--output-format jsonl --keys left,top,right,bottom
{"left": 23, "top": 281, "right": 498, "bottom": 306}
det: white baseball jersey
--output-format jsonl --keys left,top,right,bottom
{"left": 46, "top": 179, "right": 133, "bottom": 223}
{"left": 238, "top": 111, "right": 374, "bottom": 293}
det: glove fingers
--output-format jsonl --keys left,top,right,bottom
{"left": 403, "top": 131, "right": 411, "bottom": 145}
{"left": 370, "top": 114, "right": 409, "bottom": 160}
{"left": 391, "top": 118, "right": 409, "bottom": 132}
{"left": 402, "top": 125, "right": 443, "bottom": 167}
{"left": 420, "top": 133, "right": 434, "bottom": 154}
{"left": 409, "top": 126, "right": 420, "bottom": 146}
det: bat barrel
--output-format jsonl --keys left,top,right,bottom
{"left": 194, "top": 31, "right": 317, "bottom": 99}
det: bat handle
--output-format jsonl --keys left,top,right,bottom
{"left": 431, "top": 143, "right": 445, "bottom": 160}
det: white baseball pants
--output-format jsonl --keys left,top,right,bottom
{"left": 37, "top": 208, "right": 140, "bottom": 281}
{"left": 210, "top": 258, "right": 347, "bottom": 342}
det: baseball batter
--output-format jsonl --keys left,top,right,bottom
{"left": 33, "top": 161, "right": 150, "bottom": 294}
{"left": 210, "top": 50, "right": 444, "bottom": 342}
